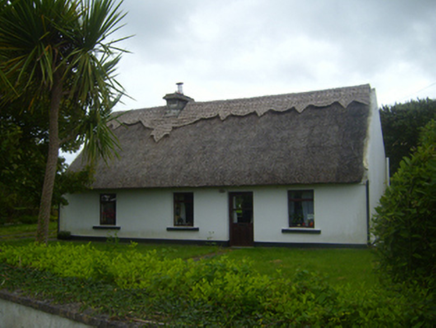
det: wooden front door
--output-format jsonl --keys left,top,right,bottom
{"left": 229, "top": 192, "right": 253, "bottom": 246}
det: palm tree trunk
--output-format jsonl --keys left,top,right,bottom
{"left": 36, "top": 73, "right": 62, "bottom": 244}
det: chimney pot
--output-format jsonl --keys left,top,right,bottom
{"left": 176, "top": 82, "right": 183, "bottom": 94}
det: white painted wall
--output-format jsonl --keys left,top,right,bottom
{"left": 61, "top": 183, "right": 369, "bottom": 245}
{"left": 61, "top": 188, "right": 230, "bottom": 241}
{"left": 365, "top": 89, "right": 387, "bottom": 222}
{"left": 253, "top": 184, "right": 368, "bottom": 245}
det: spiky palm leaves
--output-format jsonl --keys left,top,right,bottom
{"left": 0, "top": 0, "right": 128, "bottom": 243}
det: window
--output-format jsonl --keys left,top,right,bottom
{"left": 174, "top": 193, "right": 193, "bottom": 226}
{"left": 288, "top": 190, "right": 314, "bottom": 228}
{"left": 100, "top": 194, "right": 116, "bottom": 225}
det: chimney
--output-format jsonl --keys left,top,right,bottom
{"left": 163, "top": 82, "right": 194, "bottom": 117}
{"left": 176, "top": 82, "right": 184, "bottom": 94}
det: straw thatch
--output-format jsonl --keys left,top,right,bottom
{"left": 70, "top": 84, "right": 373, "bottom": 189}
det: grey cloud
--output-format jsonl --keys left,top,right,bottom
{"left": 113, "top": 0, "right": 436, "bottom": 108}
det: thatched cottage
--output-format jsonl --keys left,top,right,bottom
{"left": 61, "top": 83, "right": 387, "bottom": 247}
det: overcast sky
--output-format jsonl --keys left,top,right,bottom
{"left": 64, "top": 0, "right": 436, "bottom": 162}
{"left": 111, "top": 0, "right": 436, "bottom": 111}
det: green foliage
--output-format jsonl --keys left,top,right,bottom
{"left": 0, "top": 0, "right": 127, "bottom": 163}
{"left": 0, "top": 105, "right": 47, "bottom": 222}
{"left": 18, "top": 215, "right": 38, "bottom": 225}
{"left": 380, "top": 98, "right": 436, "bottom": 175}
{"left": 373, "top": 119, "right": 436, "bottom": 291}
{"left": 0, "top": 242, "right": 435, "bottom": 326}
{"left": 0, "top": 104, "right": 95, "bottom": 223}
{"left": 0, "top": 0, "right": 128, "bottom": 242}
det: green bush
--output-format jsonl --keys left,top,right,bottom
{"left": 1, "top": 242, "right": 435, "bottom": 326}
{"left": 19, "top": 215, "right": 38, "bottom": 224}
{"left": 373, "top": 120, "right": 436, "bottom": 291}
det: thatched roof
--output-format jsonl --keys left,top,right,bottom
{"left": 70, "top": 84, "right": 374, "bottom": 189}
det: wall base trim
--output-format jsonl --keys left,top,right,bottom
{"left": 254, "top": 241, "right": 368, "bottom": 249}
{"left": 69, "top": 235, "right": 229, "bottom": 247}
{"left": 67, "top": 235, "right": 368, "bottom": 248}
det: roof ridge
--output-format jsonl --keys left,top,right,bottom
{"left": 110, "top": 84, "right": 372, "bottom": 141}
{"left": 178, "top": 83, "right": 371, "bottom": 105}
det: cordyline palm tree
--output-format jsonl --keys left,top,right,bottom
{"left": 0, "top": 0, "right": 128, "bottom": 243}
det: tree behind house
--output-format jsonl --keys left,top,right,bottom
{"left": 380, "top": 98, "right": 436, "bottom": 176}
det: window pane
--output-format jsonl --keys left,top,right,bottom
{"left": 289, "top": 190, "right": 314, "bottom": 228}
{"left": 174, "top": 193, "right": 194, "bottom": 226}
{"left": 231, "top": 193, "right": 253, "bottom": 224}
{"left": 100, "top": 194, "right": 116, "bottom": 225}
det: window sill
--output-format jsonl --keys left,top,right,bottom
{"left": 282, "top": 228, "right": 321, "bottom": 234}
{"left": 92, "top": 226, "right": 121, "bottom": 230}
{"left": 166, "top": 227, "right": 199, "bottom": 232}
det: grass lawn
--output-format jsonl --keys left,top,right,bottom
{"left": 224, "top": 247, "right": 378, "bottom": 289}
{"left": 0, "top": 221, "right": 57, "bottom": 240}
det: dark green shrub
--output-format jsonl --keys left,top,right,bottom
{"left": 373, "top": 120, "right": 436, "bottom": 290}
{"left": 19, "top": 215, "right": 38, "bottom": 224}
{"left": 57, "top": 230, "right": 72, "bottom": 240}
